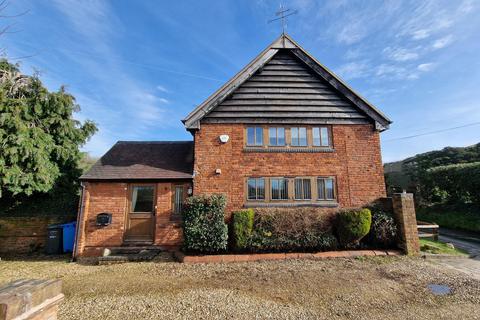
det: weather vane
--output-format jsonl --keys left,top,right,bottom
{"left": 268, "top": 4, "right": 298, "bottom": 34}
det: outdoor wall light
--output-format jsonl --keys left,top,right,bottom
{"left": 219, "top": 134, "right": 229, "bottom": 143}
{"left": 215, "top": 168, "right": 222, "bottom": 175}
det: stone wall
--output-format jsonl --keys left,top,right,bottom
{"left": 0, "top": 216, "right": 75, "bottom": 254}
{"left": 193, "top": 123, "right": 386, "bottom": 217}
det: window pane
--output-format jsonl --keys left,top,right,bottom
{"left": 313, "top": 127, "right": 320, "bottom": 146}
{"left": 255, "top": 127, "right": 263, "bottom": 146}
{"left": 269, "top": 128, "right": 276, "bottom": 145}
{"left": 291, "top": 127, "right": 299, "bottom": 146}
{"left": 271, "top": 179, "right": 279, "bottom": 199}
{"left": 317, "top": 179, "right": 325, "bottom": 200}
{"left": 174, "top": 186, "right": 183, "bottom": 215}
{"left": 247, "top": 127, "right": 255, "bottom": 145}
{"left": 294, "top": 179, "right": 302, "bottom": 199}
{"left": 303, "top": 179, "right": 311, "bottom": 199}
{"left": 131, "top": 186, "right": 154, "bottom": 212}
{"left": 299, "top": 127, "right": 307, "bottom": 146}
{"left": 321, "top": 127, "right": 329, "bottom": 146}
{"left": 325, "top": 178, "right": 335, "bottom": 199}
{"left": 278, "top": 128, "right": 285, "bottom": 146}
{"left": 257, "top": 178, "right": 265, "bottom": 200}
{"left": 248, "top": 179, "right": 256, "bottom": 199}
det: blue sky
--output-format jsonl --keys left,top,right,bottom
{"left": 3, "top": 0, "right": 480, "bottom": 162}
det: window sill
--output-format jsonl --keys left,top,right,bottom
{"left": 243, "top": 147, "right": 334, "bottom": 153}
{"left": 244, "top": 202, "right": 338, "bottom": 208}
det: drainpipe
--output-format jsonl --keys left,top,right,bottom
{"left": 72, "top": 182, "right": 86, "bottom": 261}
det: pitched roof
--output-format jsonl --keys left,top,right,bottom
{"left": 183, "top": 34, "right": 392, "bottom": 131}
{"left": 80, "top": 141, "right": 194, "bottom": 181}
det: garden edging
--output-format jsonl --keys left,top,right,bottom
{"left": 174, "top": 249, "right": 402, "bottom": 263}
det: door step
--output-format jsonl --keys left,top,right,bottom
{"left": 98, "top": 247, "right": 164, "bottom": 265}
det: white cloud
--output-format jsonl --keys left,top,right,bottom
{"left": 432, "top": 35, "right": 454, "bottom": 49}
{"left": 383, "top": 47, "right": 419, "bottom": 62}
{"left": 411, "top": 29, "right": 430, "bottom": 40}
{"left": 336, "top": 61, "right": 369, "bottom": 80}
{"left": 417, "top": 63, "right": 436, "bottom": 72}
{"left": 156, "top": 85, "right": 169, "bottom": 92}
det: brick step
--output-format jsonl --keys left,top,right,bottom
{"left": 108, "top": 246, "right": 163, "bottom": 255}
{"left": 99, "top": 248, "right": 162, "bottom": 265}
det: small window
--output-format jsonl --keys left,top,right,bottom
{"left": 271, "top": 178, "right": 288, "bottom": 200}
{"left": 317, "top": 178, "right": 335, "bottom": 200}
{"left": 269, "top": 127, "right": 285, "bottom": 146}
{"left": 294, "top": 178, "right": 312, "bottom": 200}
{"left": 173, "top": 185, "right": 184, "bottom": 216}
{"left": 247, "top": 178, "right": 265, "bottom": 200}
{"left": 131, "top": 186, "right": 154, "bottom": 212}
{"left": 291, "top": 127, "right": 307, "bottom": 146}
{"left": 247, "top": 127, "right": 263, "bottom": 146}
{"left": 313, "top": 127, "right": 330, "bottom": 147}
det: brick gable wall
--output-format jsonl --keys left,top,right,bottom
{"left": 193, "top": 123, "right": 386, "bottom": 217}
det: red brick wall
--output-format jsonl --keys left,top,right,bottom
{"left": 193, "top": 123, "right": 386, "bottom": 215}
{"left": 77, "top": 182, "right": 188, "bottom": 257}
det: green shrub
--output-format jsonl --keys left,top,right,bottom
{"left": 231, "top": 209, "right": 255, "bottom": 251}
{"left": 182, "top": 194, "right": 228, "bottom": 253}
{"left": 248, "top": 208, "right": 337, "bottom": 252}
{"left": 366, "top": 210, "right": 397, "bottom": 248}
{"left": 335, "top": 208, "right": 372, "bottom": 247}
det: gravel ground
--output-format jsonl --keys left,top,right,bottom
{"left": 0, "top": 254, "right": 479, "bottom": 319}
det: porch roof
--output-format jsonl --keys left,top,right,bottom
{"left": 80, "top": 141, "right": 194, "bottom": 181}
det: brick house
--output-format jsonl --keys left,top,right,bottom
{"left": 74, "top": 34, "right": 391, "bottom": 257}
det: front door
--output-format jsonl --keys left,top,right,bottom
{"left": 125, "top": 184, "right": 155, "bottom": 243}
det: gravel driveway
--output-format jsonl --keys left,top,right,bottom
{"left": 0, "top": 255, "right": 479, "bottom": 319}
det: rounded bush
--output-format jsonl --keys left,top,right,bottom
{"left": 335, "top": 208, "right": 372, "bottom": 247}
{"left": 367, "top": 211, "right": 398, "bottom": 248}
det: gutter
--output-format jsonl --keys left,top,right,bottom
{"left": 72, "top": 182, "right": 86, "bottom": 261}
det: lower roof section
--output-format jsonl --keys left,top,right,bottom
{"left": 80, "top": 141, "right": 194, "bottom": 181}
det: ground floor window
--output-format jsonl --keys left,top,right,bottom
{"left": 294, "top": 178, "right": 312, "bottom": 200}
{"left": 271, "top": 178, "right": 289, "bottom": 200}
{"left": 248, "top": 178, "right": 265, "bottom": 200}
{"left": 317, "top": 177, "right": 335, "bottom": 200}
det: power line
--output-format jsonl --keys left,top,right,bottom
{"left": 384, "top": 122, "right": 480, "bottom": 142}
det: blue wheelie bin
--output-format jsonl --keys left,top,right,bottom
{"left": 60, "top": 221, "right": 77, "bottom": 253}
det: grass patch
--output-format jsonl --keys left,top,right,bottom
{"left": 416, "top": 203, "right": 480, "bottom": 232}
{"left": 419, "top": 239, "right": 469, "bottom": 256}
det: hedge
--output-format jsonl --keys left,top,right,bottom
{"left": 334, "top": 208, "right": 372, "bottom": 248}
{"left": 182, "top": 194, "right": 228, "bottom": 253}
{"left": 426, "top": 162, "right": 480, "bottom": 205}
{"left": 231, "top": 209, "right": 254, "bottom": 251}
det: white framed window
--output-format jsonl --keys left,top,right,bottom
{"left": 291, "top": 127, "right": 307, "bottom": 146}
{"left": 317, "top": 177, "right": 335, "bottom": 200}
{"left": 294, "top": 178, "right": 312, "bottom": 200}
{"left": 247, "top": 127, "right": 263, "bottom": 146}
{"left": 247, "top": 178, "right": 265, "bottom": 200}
{"left": 269, "top": 127, "right": 285, "bottom": 146}
{"left": 271, "top": 178, "right": 288, "bottom": 200}
{"left": 313, "top": 127, "right": 330, "bottom": 147}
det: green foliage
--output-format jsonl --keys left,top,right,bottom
{"left": 0, "top": 59, "right": 97, "bottom": 198}
{"left": 419, "top": 239, "right": 468, "bottom": 256}
{"left": 249, "top": 208, "right": 337, "bottom": 252}
{"left": 182, "top": 194, "right": 228, "bottom": 253}
{"left": 426, "top": 162, "right": 480, "bottom": 205}
{"left": 416, "top": 203, "right": 480, "bottom": 233}
{"left": 231, "top": 209, "right": 254, "bottom": 251}
{"left": 366, "top": 209, "right": 398, "bottom": 248}
{"left": 335, "top": 208, "right": 372, "bottom": 247}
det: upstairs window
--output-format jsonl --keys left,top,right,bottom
{"left": 317, "top": 177, "right": 335, "bottom": 200}
{"left": 313, "top": 127, "right": 330, "bottom": 147}
{"left": 247, "top": 178, "right": 265, "bottom": 200}
{"left": 271, "top": 178, "right": 288, "bottom": 200}
{"left": 269, "top": 127, "right": 285, "bottom": 146}
{"left": 247, "top": 127, "right": 263, "bottom": 146}
{"left": 294, "top": 178, "right": 311, "bottom": 200}
{"left": 291, "top": 127, "right": 307, "bottom": 146}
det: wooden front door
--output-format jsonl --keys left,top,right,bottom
{"left": 125, "top": 184, "right": 156, "bottom": 243}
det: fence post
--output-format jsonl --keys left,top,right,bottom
{"left": 392, "top": 193, "right": 420, "bottom": 255}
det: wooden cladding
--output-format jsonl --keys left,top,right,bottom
{"left": 203, "top": 50, "right": 369, "bottom": 125}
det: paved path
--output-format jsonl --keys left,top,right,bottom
{"left": 430, "top": 228, "right": 480, "bottom": 280}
